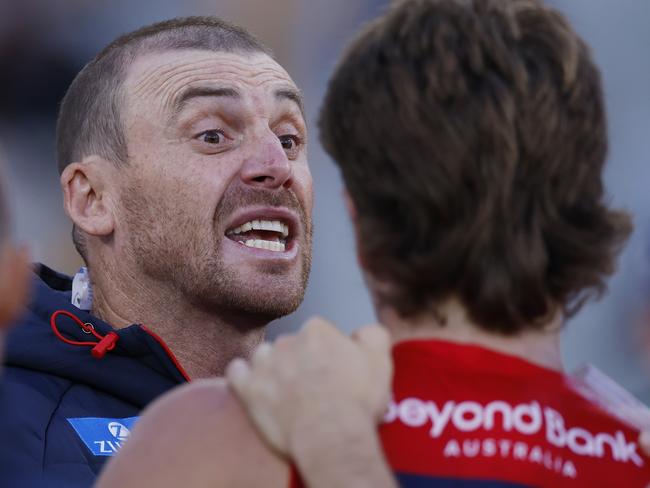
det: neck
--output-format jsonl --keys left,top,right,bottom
{"left": 88, "top": 259, "right": 266, "bottom": 379}
{"left": 377, "top": 298, "right": 564, "bottom": 372}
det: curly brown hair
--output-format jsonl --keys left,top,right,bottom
{"left": 319, "top": 0, "right": 632, "bottom": 334}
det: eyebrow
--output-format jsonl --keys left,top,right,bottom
{"left": 172, "top": 86, "right": 240, "bottom": 115}
{"left": 275, "top": 88, "right": 305, "bottom": 118}
{"left": 170, "top": 85, "right": 305, "bottom": 119}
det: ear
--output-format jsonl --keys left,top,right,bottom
{"left": 60, "top": 157, "right": 115, "bottom": 237}
{"left": 342, "top": 190, "right": 367, "bottom": 269}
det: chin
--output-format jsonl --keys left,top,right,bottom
{"left": 189, "top": 279, "right": 306, "bottom": 323}
{"left": 233, "top": 285, "right": 305, "bottom": 318}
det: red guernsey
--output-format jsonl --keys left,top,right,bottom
{"left": 380, "top": 340, "right": 650, "bottom": 487}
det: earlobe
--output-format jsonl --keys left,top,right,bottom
{"left": 61, "top": 159, "right": 115, "bottom": 237}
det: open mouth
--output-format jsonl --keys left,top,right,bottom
{"left": 225, "top": 219, "right": 291, "bottom": 252}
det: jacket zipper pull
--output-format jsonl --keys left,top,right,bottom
{"left": 91, "top": 332, "right": 119, "bottom": 359}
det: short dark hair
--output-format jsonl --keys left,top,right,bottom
{"left": 56, "top": 16, "right": 272, "bottom": 261}
{"left": 319, "top": 0, "right": 632, "bottom": 334}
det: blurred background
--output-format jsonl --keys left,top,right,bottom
{"left": 1, "top": 0, "right": 649, "bottom": 400}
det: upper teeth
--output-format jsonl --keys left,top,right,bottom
{"left": 228, "top": 219, "right": 289, "bottom": 238}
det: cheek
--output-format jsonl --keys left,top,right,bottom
{"left": 122, "top": 144, "right": 240, "bottom": 226}
{"left": 294, "top": 165, "right": 314, "bottom": 210}
{"left": 168, "top": 169, "right": 241, "bottom": 236}
{"left": 160, "top": 178, "right": 222, "bottom": 229}
{"left": 189, "top": 165, "right": 235, "bottom": 213}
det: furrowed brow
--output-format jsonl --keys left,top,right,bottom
{"left": 275, "top": 88, "right": 305, "bottom": 118}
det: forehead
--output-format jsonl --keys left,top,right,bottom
{"left": 123, "top": 49, "right": 298, "bottom": 115}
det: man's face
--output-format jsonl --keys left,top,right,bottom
{"left": 116, "top": 50, "right": 313, "bottom": 322}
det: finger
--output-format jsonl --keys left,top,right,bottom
{"left": 353, "top": 324, "right": 391, "bottom": 355}
{"left": 353, "top": 324, "right": 393, "bottom": 415}
{"left": 225, "top": 357, "right": 251, "bottom": 395}
{"left": 355, "top": 326, "right": 392, "bottom": 382}
{"left": 250, "top": 342, "right": 273, "bottom": 367}
{"left": 271, "top": 334, "right": 295, "bottom": 351}
{"left": 301, "top": 316, "right": 339, "bottom": 336}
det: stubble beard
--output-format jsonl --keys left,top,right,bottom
{"left": 121, "top": 180, "right": 312, "bottom": 324}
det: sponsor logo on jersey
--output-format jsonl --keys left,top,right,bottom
{"left": 67, "top": 416, "right": 139, "bottom": 456}
{"left": 384, "top": 397, "right": 643, "bottom": 477}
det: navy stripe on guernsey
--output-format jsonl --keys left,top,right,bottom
{"left": 396, "top": 473, "right": 531, "bottom": 487}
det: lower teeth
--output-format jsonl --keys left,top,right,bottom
{"left": 243, "top": 239, "right": 285, "bottom": 252}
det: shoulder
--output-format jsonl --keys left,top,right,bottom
{"left": 2, "top": 366, "right": 72, "bottom": 432}
{"left": 98, "top": 379, "right": 291, "bottom": 488}
{"left": 0, "top": 367, "right": 74, "bottom": 477}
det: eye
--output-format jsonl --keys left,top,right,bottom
{"left": 278, "top": 134, "right": 302, "bottom": 158}
{"left": 279, "top": 135, "right": 295, "bottom": 150}
{"left": 199, "top": 129, "right": 225, "bottom": 145}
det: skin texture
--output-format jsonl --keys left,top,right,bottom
{"left": 60, "top": 50, "right": 313, "bottom": 378}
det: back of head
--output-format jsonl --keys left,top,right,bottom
{"left": 319, "top": 0, "right": 631, "bottom": 334}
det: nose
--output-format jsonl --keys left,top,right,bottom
{"left": 240, "top": 135, "right": 293, "bottom": 190}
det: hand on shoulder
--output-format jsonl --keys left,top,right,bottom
{"left": 227, "top": 317, "right": 396, "bottom": 488}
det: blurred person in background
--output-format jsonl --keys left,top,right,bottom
{"left": 0, "top": 151, "right": 38, "bottom": 486}
{"left": 0, "top": 156, "right": 30, "bottom": 365}
{"left": 1, "top": 15, "right": 318, "bottom": 485}
{"left": 97, "top": 0, "right": 650, "bottom": 486}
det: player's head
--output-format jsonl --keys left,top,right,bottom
{"left": 57, "top": 17, "right": 312, "bottom": 321}
{"left": 319, "top": 0, "right": 631, "bottom": 334}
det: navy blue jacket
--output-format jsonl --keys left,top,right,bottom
{"left": 0, "top": 265, "right": 189, "bottom": 486}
